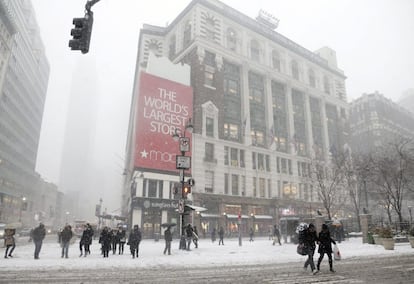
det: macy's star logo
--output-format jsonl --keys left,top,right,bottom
{"left": 140, "top": 149, "right": 148, "bottom": 158}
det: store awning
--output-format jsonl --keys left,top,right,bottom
{"left": 253, "top": 215, "right": 273, "bottom": 220}
{"left": 226, "top": 214, "right": 249, "bottom": 219}
{"left": 185, "top": 204, "right": 208, "bottom": 212}
{"left": 200, "top": 213, "right": 221, "bottom": 218}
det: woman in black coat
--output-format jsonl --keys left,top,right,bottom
{"left": 298, "top": 223, "right": 319, "bottom": 274}
{"left": 317, "top": 223, "right": 336, "bottom": 272}
{"left": 99, "top": 227, "right": 112, "bottom": 258}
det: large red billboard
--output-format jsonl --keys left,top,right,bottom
{"left": 134, "top": 72, "right": 193, "bottom": 173}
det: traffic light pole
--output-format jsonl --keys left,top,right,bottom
{"left": 179, "top": 169, "right": 186, "bottom": 250}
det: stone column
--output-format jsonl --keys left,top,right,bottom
{"left": 360, "top": 214, "right": 372, "bottom": 243}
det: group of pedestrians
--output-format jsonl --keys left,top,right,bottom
{"left": 298, "top": 223, "right": 337, "bottom": 275}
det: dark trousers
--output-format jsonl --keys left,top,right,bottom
{"left": 164, "top": 240, "right": 171, "bottom": 255}
{"left": 219, "top": 237, "right": 224, "bottom": 245}
{"left": 317, "top": 252, "right": 333, "bottom": 270}
{"left": 5, "top": 244, "right": 15, "bottom": 257}
{"left": 304, "top": 248, "right": 316, "bottom": 271}
{"left": 34, "top": 240, "right": 43, "bottom": 259}
{"left": 119, "top": 242, "right": 125, "bottom": 254}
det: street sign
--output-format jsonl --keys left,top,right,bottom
{"left": 178, "top": 199, "right": 184, "bottom": 214}
{"left": 176, "top": 155, "right": 191, "bottom": 169}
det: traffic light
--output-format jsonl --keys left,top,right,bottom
{"left": 68, "top": 13, "right": 94, "bottom": 54}
{"left": 182, "top": 183, "right": 191, "bottom": 198}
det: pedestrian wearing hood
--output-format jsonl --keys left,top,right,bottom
{"left": 298, "top": 223, "right": 319, "bottom": 275}
{"left": 163, "top": 226, "right": 172, "bottom": 255}
{"left": 59, "top": 225, "right": 73, "bottom": 258}
{"left": 128, "top": 225, "right": 142, "bottom": 258}
{"left": 317, "top": 223, "right": 336, "bottom": 273}
{"left": 31, "top": 223, "right": 46, "bottom": 259}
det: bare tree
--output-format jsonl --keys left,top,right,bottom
{"left": 309, "top": 150, "right": 347, "bottom": 220}
{"left": 369, "top": 138, "right": 414, "bottom": 224}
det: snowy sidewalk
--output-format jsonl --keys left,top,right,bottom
{"left": 1, "top": 237, "right": 412, "bottom": 271}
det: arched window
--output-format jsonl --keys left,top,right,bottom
{"left": 250, "top": 40, "right": 261, "bottom": 62}
{"left": 291, "top": 60, "right": 299, "bottom": 80}
{"left": 227, "top": 28, "right": 237, "bottom": 51}
{"left": 272, "top": 50, "right": 281, "bottom": 71}
{"left": 308, "top": 69, "right": 315, "bottom": 87}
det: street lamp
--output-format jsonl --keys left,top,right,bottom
{"left": 408, "top": 206, "right": 412, "bottom": 228}
{"left": 172, "top": 118, "right": 193, "bottom": 250}
{"left": 65, "top": 211, "right": 70, "bottom": 224}
{"left": 19, "top": 196, "right": 27, "bottom": 223}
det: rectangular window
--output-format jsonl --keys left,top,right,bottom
{"left": 252, "top": 152, "right": 257, "bottom": 170}
{"left": 231, "top": 174, "right": 239, "bottom": 195}
{"left": 224, "top": 123, "right": 239, "bottom": 141}
{"left": 206, "top": 117, "right": 214, "bottom": 137}
{"left": 241, "top": 176, "right": 246, "bottom": 196}
{"left": 281, "top": 158, "right": 287, "bottom": 174}
{"left": 148, "top": 180, "right": 158, "bottom": 198}
{"left": 224, "top": 173, "right": 229, "bottom": 194}
{"left": 205, "top": 142, "right": 215, "bottom": 162}
{"left": 205, "top": 170, "right": 214, "bottom": 193}
{"left": 267, "top": 179, "right": 272, "bottom": 198}
{"left": 204, "top": 69, "right": 214, "bottom": 87}
{"left": 288, "top": 159, "right": 292, "bottom": 175}
{"left": 265, "top": 155, "right": 270, "bottom": 172}
{"left": 224, "top": 146, "right": 229, "bottom": 165}
{"left": 253, "top": 177, "right": 257, "bottom": 197}
{"left": 259, "top": 178, "right": 266, "bottom": 198}
{"left": 276, "top": 157, "right": 280, "bottom": 173}
{"left": 240, "top": 150, "right": 245, "bottom": 168}
{"left": 231, "top": 148, "right": 238, "bottom": 167}
{"left": 258, "top": 153, "right": 264, "bottom": 171}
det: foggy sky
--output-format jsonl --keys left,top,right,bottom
{"left": 31, "top": 0, "right": 414, "bottom": 212}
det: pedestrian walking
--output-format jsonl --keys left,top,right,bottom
{"left": 80, "top": 223, "right": 94, "bottom": 257}
{"left": 128, "top": 224, "right": 142, "bottom": 258}
{"left": 185, "top": 224, "right": 194, "bottom": 251}
{"left": 59, "top": 225, "right": 73, "bottom": 258}
{"left": 116, "top": 226, "right": 126, "bottom": 255}
{"left": 211, "top": 228, "right": 216, "bottom": 243}
{"left": 111, "top": 228, "right": 118, "bottom": 254}
{"left": 31, "top": 223, "right": 46, "bottom": 259}
{"left": 4, "top": 228, "right": 16, "bottom": 258}
{"left": 193, "top": 226, "right": 199, "bottom": 248}
{"left": 163, "top": 226, "right": 172, "bottom": 255}
{"left": 317, "top": 224, "right": 336, "bottom": 273}
{"left": 272, "top": 225, "right": 281, "bottom": 245}
{"left": 218, "top": 226, "right": 224, "bottom": 245}
{"left": 298, "top": 223, "right": 319, "bottom": 275}
{"left": 99, "top": 226, "right": 112, "bottom": 258}
{"left": 249, "top": 228, "right": 254, "bottom": 242}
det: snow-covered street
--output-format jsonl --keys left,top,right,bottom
{"left": 1, "top": 236, "right": 412, "bottom": 271}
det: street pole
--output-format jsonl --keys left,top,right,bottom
{"left": 172, "top": 118, "right": 193, "bottom": 250}
{"left": 238, "top": 213, "right": 242, "bottom": 246}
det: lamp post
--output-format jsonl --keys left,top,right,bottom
{"left": 65, "top": 211, "right": 70, "bottom": 224}
{"left": 172, "top": 118, "right": 193, "bottom": 250}
{"left": 408, "top": 206, "right": 412, "bottom": 228}
{"left": 19, "top": 196, "right": 27, "bottom": 223}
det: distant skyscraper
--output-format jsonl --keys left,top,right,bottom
{"left": 59, "top": 57, "right": 99, "bottom": 221}
{"left": 0, "top": 0, "right": 50, "bottom": 223}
